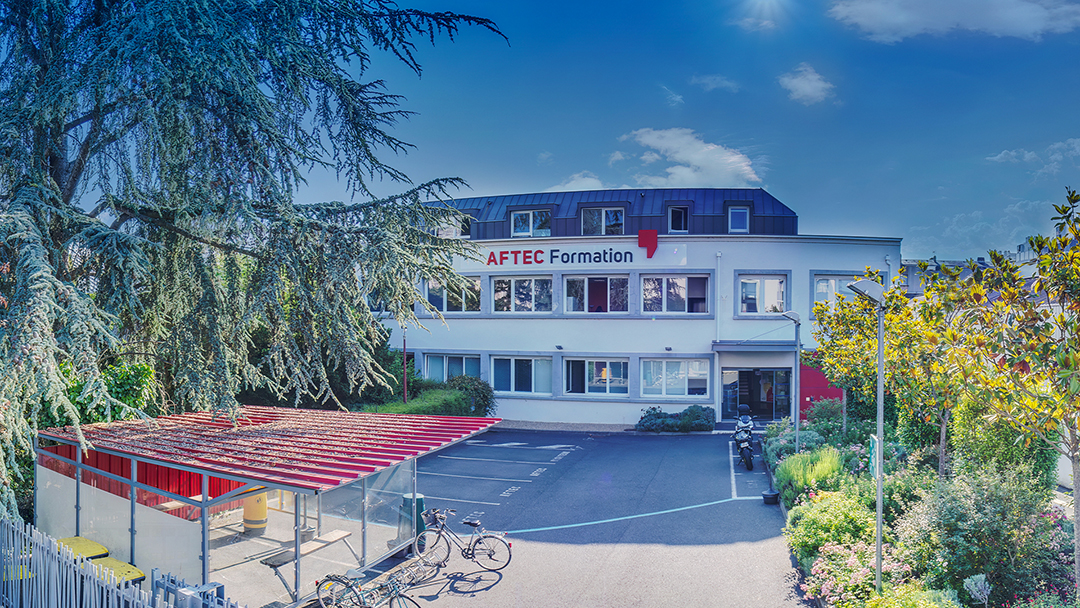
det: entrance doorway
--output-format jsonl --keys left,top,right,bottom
{"left": 721, "top": 368, "right": 791, "bottom": 420}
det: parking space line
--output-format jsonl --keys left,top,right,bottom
{"left": 728, "top": 439, "right": 738, "bottom": 499}
{"left": 506, "top": 496, "right": 759, "bottom": 534}
{"left": 437, "top": 455, "right": 549, "bottom": 465}
{"left": 419, "top": 472, "right": 533, "bottom": 483}
{"left": 423, "top": 495, "right": 502, "bottom": 506}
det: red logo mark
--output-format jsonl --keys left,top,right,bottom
{"left": 638, "top": 230, "right": 658, "bottom": 259}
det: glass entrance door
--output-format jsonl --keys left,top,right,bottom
{"left": 721, "top": 368, "right": 792, "bottom": 420}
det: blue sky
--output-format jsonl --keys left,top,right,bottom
{"left": 301, "top": 0, "right": 1080, "bottom": 260}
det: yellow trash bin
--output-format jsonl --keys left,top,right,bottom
{"left": 243, "top": 492, "right": 268, "bottom": 536}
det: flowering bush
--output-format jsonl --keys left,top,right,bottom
{"left": 785, "top": 491, "right": 876, "bottom": 571}
{"left": 801, "top": 541, "right": 913, "bottom": 608}
{"left": 775, "top": 445, "right": 843, "bottom": 508}
{"left": 864, "top": 582, "right": 962, "bottom": 608}
{"left": 764, "top": 429, "right": 826, "bottom": 469}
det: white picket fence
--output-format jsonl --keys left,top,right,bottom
{"left": 0, "top": 518, "right": 243, "bottom": 608}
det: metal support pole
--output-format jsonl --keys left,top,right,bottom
{"left": 412, "top": 459, "right": 418, "bottom": 539}
{"left": 403, "top": 328, "right": 408, "bottom": 405}
{"left": 130, "top": 458, "right": 137, "bottom": 564}
{"left": 75, "top": 448, "right": 82, "bottom": 537}
{"left": 317, "top": 494, "right": 322, "bottom": 536}
{"left": 294, "top": 493, "right": 302, "bottom": 600}
{"left": 361, "top": 479, "right": 367, "bottom": 567}
{"left": 794, "top": 320, "right": 801, "bottom": 453}
{"left": 202, "top": 474, "right": 210, "bottom": 585}
{"left": 875, "top": 304, "right": 885, "bottom": 594}
{"left": 32, "top": 435, "right": 38, "bottom": 526}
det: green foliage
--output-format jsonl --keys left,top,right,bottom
{"left": 845, "top": 465, "right": 936, "bottom": 526}
{"left": 953, "top": 398, "right": 1058, "bottom": 491}
{"left": 764, "top": 417, "right": 792, "bottom": 440}
{"left": 775, "top": 445, "right": 843, "bottom": 509}
{"left": 446, "top": 375, "right": 497, "bottom": 417}
{"left": 806, "top": 398, "right": 844, "bottom": 424}
{"left": 634, "top": 405, "right": 715, "bottom": 432}
{"left": 785, "top": 491, "right": 877, "bottom": 571}
{"left": 371, "top": 389, "right": 470, "bottom": 417}
{"left": 0, "top": 0, "right": 502, "bottom": 518}
{"left": 864, "top": 583, "right": 962, "bottom": 608}
{"left": 1005, "top": 591, "right": 1080, "bottom": 608}
{"left": 764, "top": 429, "right": 826, "bottom": 470}
{"left": 39, "top": 362, "right": 159, "bottom": 428}
{"left": 895, "top": 465, "right": 1073, "bottom": 606}
{"left": 896, "top": 404, "right": 942, "bottom": 455}
{"left": 801, "top": 541, "right": 914, "bottom": 608}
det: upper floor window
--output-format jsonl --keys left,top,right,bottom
{"left": 582, "top": 208, "right": 624, "bottom": 236}
{"left": 642, "top": 276, "right": 709, "bottom": 313}
{"left": 565, "top": 276, "right": 628, "bottom": 313}
{"left": 729, "top": 207, "right": 750, "bottom": 234}
{"left": 814, "top": 275, "right": 858, "bottom": 306}
{"left": 668, "top": 206, "right": 689, "bottom": 233}
{"left": 493, "top": 277, "right": 553, "bottom": 312}
{"left": 427, "top": 277, "right": 481, "bottom": 312}
{"left": 435, "top": 216, "right": 471, "bottom": 239}
{"left": 739, "top": 275, "right": 785, "bottom": 314}
{"left": 512, "top": 210, "right": 551, "bottom": 237}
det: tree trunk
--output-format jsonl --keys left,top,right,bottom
{"left": 1073, "top": 454, "right": 1080, "bottom": 595}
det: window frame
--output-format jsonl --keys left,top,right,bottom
{"left": 581, "top": 207, "right": 626, "bottom": 236}
{"left": 728, "top": 206, "right": 750, "bottom": 234}
{"left": 640, "top": 358, "right": 710, "bottom": 398}
{"left": 733, "top": 270, "right": 791, "bottom": 318}
{"left": 492, "top": 276, "right": 553, "bottom": 313}
{"left": 424, "top": 354, "right": 481, "bottom": 382}
{"left": 426, "top": 277, "right": 481, "bottom": 313}
{"left": 510, "top": 209, "right": 553, "bottom": 238}
{"left": 668, "top": 205, "right": 689, "bottom": 234}
{"left": 810, "top": 271, "right": 866, "bottom": 318}
{"left": 491, "top": 356, "right": 552, "bottom": 394}
{"left": 564, "top": 275, "right": 630, "bottom": 314}
{"left": 641, "top": 275, "right": 710, "bottom": 314}
{"left": 564, "top": 358, "right": 630, "bottom": 396}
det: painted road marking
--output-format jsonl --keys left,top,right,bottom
{"left": 533, "top": 444, "right": 583, "bottom": 450}
{"left": 728, "top": 439, "right": 738, "bottom": 499}
{"left": 424, "top": 495, "right": 502, "bottom": 506}
{"left": 506, "top": 496, "right": 759, "bottom": 534}
{"left": 419, "top": 471, "right": 533, "bottom": 483}
{"left": 438, "top": 455, "right": 551, "bottom": 465}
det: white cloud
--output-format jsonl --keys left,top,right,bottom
{"left": 732, "top": 17, "right": 777, "bottom": 31}
{"left": 778, "top": 63, "right": 835, "bottom": 105}
{"left": 547, "top": 171, "right": 605, "bottom": 192}
{"left": 619, "top": 128, "right": 761, "bottom": 188}
{"left": 829, "top": 0, "right": 1080, "bottom": 43}
{"left": 537, "top": 151, "right": 553, "bottom": 165}
{"left": 608, "top": 151, "right": 627, "bottom": 166}
{"left": 986, "top": 149, "right": 1040, "bottom": 163}
{"left": 640, "top": 151, "right": 662, "bottom": 165}
{"left": 661, "top": 86, "right": 684, "bottom": 107}
{"left": 905, "top": 199, "right": 1055, "bottom": 258}
{"left": 986, "top": 137, "right": 1080, "bottom": 176}
{"left": 690, "top": 74, "right": 740, "bottom": 93}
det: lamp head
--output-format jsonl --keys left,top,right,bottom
{"left": 848, "top": 279, "right": 886, "bottom": 304}
{"left": 781, "top": 310, "right": 800, "bottom": 324}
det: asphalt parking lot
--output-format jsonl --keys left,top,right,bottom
{"left": 404, "top": 429, "right": 811, "bottom": 607}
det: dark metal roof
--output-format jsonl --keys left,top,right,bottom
{"left": 39, "top": 406, "right": 501, "bottom": 493}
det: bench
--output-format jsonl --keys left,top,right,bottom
{"left": 261, "top": 529, "right": 359, "bottom": 601}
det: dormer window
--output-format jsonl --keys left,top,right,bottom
{"left": 582, "top": 208, "right": 624, "bottom": 235}
{"left": 668, "top": 206, "right": 689, "bottom": 233}
{"left": 729, "top": 207, "right": 750, "bottom": 233}
{"left": 512, "top": 210, "right": 551, "bottom": 237}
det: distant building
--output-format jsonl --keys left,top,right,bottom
{"left": 389, "top": 188, "right": 900, "bottom": 425}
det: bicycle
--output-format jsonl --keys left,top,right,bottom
{"left": 412, "top": 508, "right": 512, "bottom": 572}
{"left": 316, "top": 559, "right": 433, "bottom": 608}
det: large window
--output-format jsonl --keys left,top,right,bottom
{"left": 729, "top": 207, "right": 750, "bottom": 233}
{"left": 739, "top": 275, "right": 785, "bottom": 314}
{"left": 565, "top": 276, "right": 628, "bottom": 313}
{"left": 668, "top": 206, "right": 689, "bottom": 233}
{"left": 642, "top": 276, "right": 708, "bottom": 313}
{"left": 493, "top": 357, "right": 552, "bottom": 393}
{"left": 426, "top": 355, "right": 481, "bottom": 381}
{"left": 582, "top": 208, "right": 624, "bottom": 236}
{"left": 641, "top": 360, "right": 709, "bottom": 397}
{"left": 435, "top": 216, "right": 471, "bottom": 239}
{"left": 565, "top": 360, "right": 629, "bottom": 395}
{"left": 427, "top": 277, "right": 481, "bottom": 312}
{"left": 814, "top": 275, "right": 858, "bottom": 306}
{"left": 512, "top": 210, "right": 551, "bottom": 237}
{"left": 493, "top": 277, "right": 552, "bottom": 312}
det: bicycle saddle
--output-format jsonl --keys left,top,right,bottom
{"left": 462, "top": 519, "right": 481, "bottom": 528}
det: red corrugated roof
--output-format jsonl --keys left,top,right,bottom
{"left": 39, "top": 405, "right": 500, "bottom": 493}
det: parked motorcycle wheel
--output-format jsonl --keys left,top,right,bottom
{"left": 740, "top": 446, "right": 754, "bottom": 470}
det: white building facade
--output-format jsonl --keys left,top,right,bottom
{"left": 389, "top": 188, "right": 900, "bottom": 425}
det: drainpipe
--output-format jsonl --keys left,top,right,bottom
{"left": 715, "top": 251, "right": 722, "bottom": 422}
{"left": 884, "top": 254, "right": 893, "bottom": 285}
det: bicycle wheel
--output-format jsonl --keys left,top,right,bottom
{"left": 470, "top": 534, "right": 511, "bottom": 571}
{"left": 388, "top": 594, "right": 422, "bottom": 608}
{"left": 317, "top": 574, "right": 364, "bottom": 608}
{"left": 413, "top": 528, "right": 450, "bottom": 565}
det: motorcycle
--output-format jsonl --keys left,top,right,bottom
{"left": 733, "top": 404, "right": 754, "bottom": 470}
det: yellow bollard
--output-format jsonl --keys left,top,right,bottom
{"left": 243, "top": 492, "right": 268, "bottom": 536}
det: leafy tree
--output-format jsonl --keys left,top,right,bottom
{"left": 0, "top": 0, "right": 502, "bottom": 518}
{"left": 948, "top": 188, "right": 1080, "bottom": 588}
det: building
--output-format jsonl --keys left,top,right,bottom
{"left": 389, "top": 188, "right": 900, "bottom": 425}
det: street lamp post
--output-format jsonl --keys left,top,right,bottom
{"left": 848, "top": 279, "right": 885, "bottom": 595}
{"left": 781, "top": 311, "right": 801, "bottom": 453}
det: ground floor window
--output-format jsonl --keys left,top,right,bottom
{"left": 565, "top": 359, "right": 629, "bottom": 395}
{"left": 641, "top": 359, "right": 708, "bottom": 397}
{"left": 493, "top": 357, "right": 552, "bottom": 394}
{"left": 721, "top": 368, "right": 791, "bottom": 419}
{"left": 425, "top": 355, "right": 481, "bottom": 381}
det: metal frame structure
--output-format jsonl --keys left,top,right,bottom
{"left": 35, "top": 406, "right": 500, "bottom": 599}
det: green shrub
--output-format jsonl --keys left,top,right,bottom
{"left": 845, "top": 465, "right": 936, "bottom": 526}
{"left": 40, "top": 361, "right": 159, "bottom": 428}
{"left": 764, "top": 430, "right": 826, "bottom": 469}
{"left": 773, "top": 443, "right": 840, "bottom": 507}
{"left": 895, "top": 465, "right": 1073, "bottom": 606}
{"left": 864, "top": 583, "right": 962, "bottom": 608}
{"left": 785, "top": 490, "right": 877, "bottom": 571}
{"left": 764, "top": 417, "right": 791, "bottom": 440}
{"left": 806, "top": 398, "right": 843, "bottom": 424}
{"left": 447, "top": 375, "right": 497, "bottom": 417}
{"left": 801, "top": 541, "right": 914, "bottom": 608}
{"left": 952, "top": 398, "right": 1058, "bottom": 491}
{"left": 634, "top": 405, "right": 715, "bottom": 432}
{"left": 1004, "top": 591, "right": 1080, "bottom": 608}
{"left": 375, "top": 389, "right": 470, "bottom": 416}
